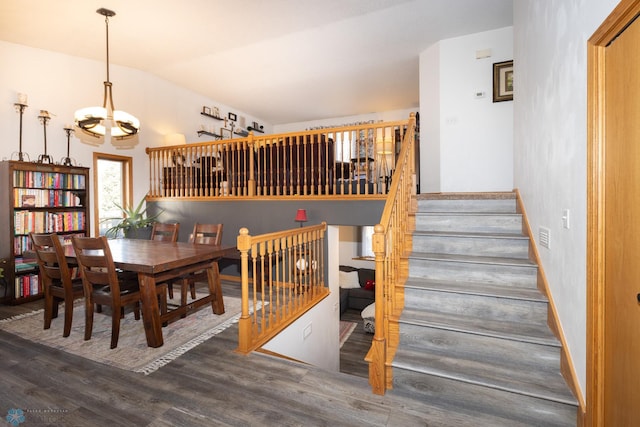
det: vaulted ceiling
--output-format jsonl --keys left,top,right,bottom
{"left": 0, "top": 0, "right": 513, "bottom": 124}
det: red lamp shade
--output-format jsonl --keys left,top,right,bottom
{"left": 295, "top": 209, "right": 308, "bottom": 224}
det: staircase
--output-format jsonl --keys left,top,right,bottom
{"left": 389, "top": 193, "right": 578, "bottom": 426}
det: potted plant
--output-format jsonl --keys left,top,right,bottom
{"left": 104, "top": 196, "right": 163, "bottom": 239}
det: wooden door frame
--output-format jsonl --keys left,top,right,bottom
{"left": 587, "top": 1, "right": 640, "bottom": 425}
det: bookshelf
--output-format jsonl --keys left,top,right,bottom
{"left": 0, "top": 161, "right": 90, "bottom": 304}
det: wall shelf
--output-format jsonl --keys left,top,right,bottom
{"left": 247, "top": 126, "right": 264, "bottom": 134}
{"left": 197, "top": 130, "right": 221, "bottom": 139}
{"left": 201, "top": 112, "right": 223, "bottom": 121}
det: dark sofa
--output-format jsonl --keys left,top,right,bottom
{"left": 256, "top": 135, "right": 334, "bottom": 196}
{"left": 339, "top": 265, "right": 375, "bottom": 316}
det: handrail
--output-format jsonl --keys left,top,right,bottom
{"left": 366, "top": 112, "right": 417, "bottom": 394}
{"left": 236, "top": 222, "right": 329, "bottom": 354}
{"left": 146, "top": 119, "right": 410, "bottom": 199}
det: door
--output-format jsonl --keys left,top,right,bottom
{"left": 588, "top": 2, "right": 640, "bottom": 425}
{"left": 603, "top": 14, "right": 640, "bottom": 424}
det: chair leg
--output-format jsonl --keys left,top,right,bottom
{"left": 180, "top": 278, "right": 189, "bottom": 318}
{"left": 158, "top": 284, "right": 168, "bottom": 326}
{"left": 43, "top": 291, "right": 54, "bottom": 330}
{"left": 133, "top": 302, "right": 141, "bottom": 320}
{"left": 168, "top": 282, "right": 174, "bottom": 299}
{"left": 84, "top": 300, "right": 94, "bottom": 341}
{"left": 62, "top": 297, "right": 74, "bottom": 338}
{"left": 111, "top": 304, "right": 122, "bottom": 349}
{"left": 190, "top": 282, "right": 196, "bottom": 299}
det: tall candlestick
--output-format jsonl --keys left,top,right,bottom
{"left": 13, "top": 95, "right": 28, "bottom": 162}
{"left": 37, "top": 110, "right": 52, "bottom": 164}
{"left": 62, "top": 126, "right": 74, "bottom": 166}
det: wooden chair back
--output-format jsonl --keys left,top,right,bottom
{"left": 189, "top": 223, "right": 223, "bottom": 245}
{"left": 151, "top": 222, "right": 180, "bottom": 242}
{"left": 31, "top": 232, "right": 87, "bottom": 337}
{"left": 71, "top": 236, "right": 122, "bottom": 295}
{"left": 30, "top": 233, "right": 72, "bottom": 288}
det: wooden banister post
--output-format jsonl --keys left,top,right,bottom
{"left": 369, "top": 223, "right": 387, "bottom": 395}
{"left": 236, "top": 227, "right": 252, "bottom": 353}
{"left": 248, "top": 133, "right": 256, "bottom": 196}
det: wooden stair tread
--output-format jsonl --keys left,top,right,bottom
{"left": 392, "top": 346, "right": 577, "bottom": 406}
{"left": 410, "top": 251, "right": 538, "bottom": 268}
{"left": 399, "top": 308, "right": 559, "bottom": 346}
{"left": 413, "top": 230, "right": 529, "bottom": 239}
{"left": 417, "top": 192, "right": 517, "bottom": 200}
{"left": 404, "top": 278, "right": 548, "bottom": 302}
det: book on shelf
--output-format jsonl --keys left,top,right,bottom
{"left": 21, "top": 194, "right": 35, "bottom": 207}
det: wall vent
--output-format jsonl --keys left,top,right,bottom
{"left": 539, "top": 226, "right": 551, "bottom": 249}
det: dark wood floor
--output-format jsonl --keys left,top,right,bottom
{"left": 0, "top": 283, "right": 486, "bottom": 426}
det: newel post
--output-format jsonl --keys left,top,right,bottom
{"left": 236, "top": 227, "right": 252, "bottom": 353}
{"left": 370, "top": 223, "right": 387, "bottom": 394}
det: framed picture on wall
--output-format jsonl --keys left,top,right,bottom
{"left": 493, "top": 60, "right": 514, "bottom": 102}
{"left": 220, "top": 128, "right": 233, "bottom": 140}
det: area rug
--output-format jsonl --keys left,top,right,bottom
{"left": 0, "top": 295, "right": 246, "bottom": 375}
{"left": 339, "top": 321, "right": 357, "bottom": 348}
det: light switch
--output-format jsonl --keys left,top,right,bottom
{"left": 562, "top": 209, "right": 570, "bottom": 229}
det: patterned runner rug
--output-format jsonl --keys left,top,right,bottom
{"left": 0, "top": 295, "right": 243, "bottom": 375}
{"left": 339, "top": 320, "right": 357, "bottom": 348}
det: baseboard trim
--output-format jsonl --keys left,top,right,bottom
{"left": 514, "top": 188, "right": 586, "bottom": 413}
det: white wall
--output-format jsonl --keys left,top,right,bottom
{"left": 273, "top": 108, "right": 415, "bottom": 134}
{"left": 420, "top": 27, "right": 514, "bottom": 193}
{"left": 338, "top": 225, "right": 376, "bottom": 270}
{"left": 513, "top": 0, "right": 618, "bottom": 397}
{"left": 0, "top": 41, "right": 269, "bottom": 230}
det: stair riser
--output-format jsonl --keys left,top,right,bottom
{"left": 412, "top": 234, "right": 529, "bottom": 259}
{"left": 409, "top": 258, "right": 538, "bottom": 288}
{"left": 418, "top": 199, "right": 517, "bottom": 213}
{"left": 403, "top": 287, "right": 548, "bottom": 324}
{"left": 398, "top": 322, "right": 560, "bottom": 372}
{"left": 416, "top": 213, "right": 523, "bottom": 234}
{"left": 391, "top": 368, "right": 576, "bottom": 426}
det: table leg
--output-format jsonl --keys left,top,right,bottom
{"left": 138, "top": 273, "right": 164, "bottom": 348}
{"left": 206, "top": 261, "right": 225, "bottom": 314}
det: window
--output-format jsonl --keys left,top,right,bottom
{"left": 93, "top": 153, "right": 132, "bottom": 236}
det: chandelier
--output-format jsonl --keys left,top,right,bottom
{"left": 74, "top": 8, "right": 140, "bottom": 149}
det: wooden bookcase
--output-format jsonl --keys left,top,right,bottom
{"left": 0, "top": 161, "right": 90, "bottom": 304}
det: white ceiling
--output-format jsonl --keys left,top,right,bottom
{"left": 0, "top": 0, "right": 513, "bottom": 125}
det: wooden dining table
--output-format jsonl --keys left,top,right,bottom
{"left": 65, "top": 238, "right": 236, "bottom": 348}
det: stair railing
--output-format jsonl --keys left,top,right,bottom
{"left": 236, "top": 222, "right": 329, "bottom": 354}
{"left": 366, "top": 112, "right": 417, "bottom": 394}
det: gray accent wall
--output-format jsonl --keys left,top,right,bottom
{"left": 147, "top": 200, "right": 385, "bottom": 246}
{"left": 147, "top": 199, "right": 385, "bottom": 276}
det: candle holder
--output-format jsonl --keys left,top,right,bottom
{"left": 37, "top": 110, "right": 53, "bottom": 164}
{"left": 61, "top": 126, "right": 75, "bottom": 166}
{"left": 13, "top": 101, "right": 28, "bottom": 162}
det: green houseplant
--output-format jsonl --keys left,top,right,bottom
{"left": 104, "top": 196, "right": 163, "bottom": 238}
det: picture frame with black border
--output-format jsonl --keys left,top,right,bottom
{"left": 228, "top": 112, "right": 237, "bottom": 121}
{"left": 220, "top": 128, "right": 233, "bottom": 139}
{"left": 493, "top": 60, "right": 513, "bottom": 102}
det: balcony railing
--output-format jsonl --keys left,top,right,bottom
{"left": 146, "top": 119, "right": 410, "bottom": 199}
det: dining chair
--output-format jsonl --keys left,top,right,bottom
{"left": 169, "top": 223, "right": 223, "bottom": 307}
{"left": 150, "top": 222, "right": 180, "bottom": 242}
{"left": 30, "top": 232, "right": 84, "bottom": 337}
{"left": 71, "top": 235, "right": 168, "bottom": 349}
